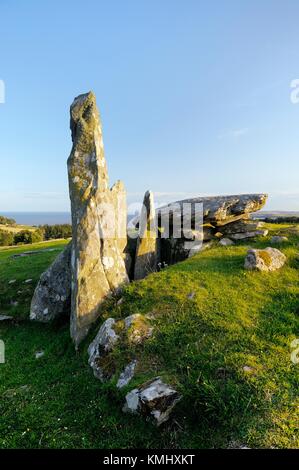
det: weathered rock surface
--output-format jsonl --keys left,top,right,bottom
{"left": 110, "top": 180, "right": 127, "bottom": 255}
{"left": 117, "top": 360, "right": 137, "bottom": 389}
{"left": 123, "top": 377, "right": 182, "bottom": 425}
{"left": 88, "top": 314, "right": 152, "bottom": 383}
{"left": 134, "top": 191, "right": 158, "bottom": 280}
{"left": 244, "top": 247, "right": 287, "bottom": 272}
{"left": 68, "top": 92, "right": 128, "bottom": 347}
{"left": 230, "top": 229, "right": 268, "bottom": 240}
{"left": 30, "top": 243, "right": 72, "bottom": 322}
{"left": 219, "top": 238, "right": 234, "bottom": 246}
{"left": 88, "top": 318, "right": 119, "bottom": 381}
{"left": 157, "top": 193, "right": 267, "bottom": 228}
{"left": 220, "top": 219, "right": 264, "bottom": 235}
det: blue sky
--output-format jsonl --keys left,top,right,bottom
{"left": 0, "top": 0, "right": 298, "bottom": 212}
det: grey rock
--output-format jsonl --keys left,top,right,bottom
{"left": 35, "top": 350, "right": 45, "bottom": 359}
{"left": 30, "top": 243, "right": 71, "bottom": 322}
{"left": 117, "top": 360, "right": 137, "bottom": 389}
{"left": 88, "top": 314, "right": 153, "bottom": 382}
{"left": 8, "top": 279, "right": 16, "bottom": 284}
{"left": 24, "top": 279, "right": 32, "bottom": 284}
{"left": 88, "top": 318, "right": 119, "bottom": 381}
{"left": 220, "top": 219, "right": 264, "bottom": 235}
{"left": 68, "top": 92, "right": 128, "bottom": 347}
{"left": 230, "top": 230, "right": 268, "bottom": 240}
{"left": 244, "top": 247, "right": 287, "bottom": 272}
{"left": 134, "top": 190, "right": 158, "bottom": 280}
{"left": 123, "top": 377, "right": 182, "bottom": 425}
{"left": 0, "top": 315, "right": 13, "bottom": 321}
{"left": 219, "top": 238, "right": 234, "bottom": 246}
{"left": 157, "top": 193, "right": 268, "bottom": 229}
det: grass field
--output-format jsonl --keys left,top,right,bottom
{"left": 0, "top": 226, "right": 298, "bottom": 449}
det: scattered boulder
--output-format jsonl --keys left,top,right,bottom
{"left": 8, "top": 279, "right": 16, "bottom": 284}
{"left": 244, "top": 247, "right": 287, "bottom": 272}
{"left": 88, "top": 314, "right": 152, "bottom": 383}
{"left": 68, "top": 92, "right": 128, "bottom": 347}
{"left": 88, "top": 318, "right": 119, "bottom": 381}
{"left": 123, "top": 377, "right": 182, "bottom": 425}
{"left": 219, "top": 238, "right": 234, "bottom": 246}
{"left": 270, "top": 235, "right": 288, "bottom": 244}
{"left": 30, "top": 243, "right": 71, "bottom": 322}
{"left": 24, "top": 279, "right": 32, "bottom": 284}
{"left": 134, "top": 190, "right": 158, "bottom": 280}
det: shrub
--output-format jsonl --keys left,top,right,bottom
{"left": 0, "top": 230, "right": 14, "bottom": 246}
{"left": 14, "top": 229, "right": 44, "bottom": 245}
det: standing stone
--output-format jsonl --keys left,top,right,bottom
{"left": 68, "top": 92, "right": 128, "bottom": 347}
{"left": 110, "top": 180, "right": 128, "bottom": 255}
{"left": 30, "top": 242, "right": 71, "bottom": 322}
{"left": 134, "top": 190, "right": 157, "bottom": 280}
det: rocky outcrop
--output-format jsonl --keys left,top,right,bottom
{"left": 244, "top": 247, "right": 287, "bottom": 272}
{"left": 30, "top": 242, "right": 72, "bottom": 322}
{"left": 123, "top": 377, "right": 182, "bottom": 426}
{"left": 68, "top": 92, "right": 128, "bottom": 347}
{"left": 134, "top": 190, "right": 158, "bottom": 280}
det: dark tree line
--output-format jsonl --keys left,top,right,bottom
{"left": 263, "top": 216, "right": 299, "bottom": 224}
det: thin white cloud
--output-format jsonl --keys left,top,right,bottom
{"left": 218, "top": 127, "right": 249, "bottom": 140}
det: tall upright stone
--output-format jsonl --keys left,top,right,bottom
{"left": 134, "top": 190, "right": 158, "bottom": 280}
{"left": 68, "top": 92, "right": 128, "bottom": 347}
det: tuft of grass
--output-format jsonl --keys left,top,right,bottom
{"left": 0, "top": 227, "right": 298, "bottom": 449}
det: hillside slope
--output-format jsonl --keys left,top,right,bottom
{"left": 0, "top": 227, "right": 298, "bottom": 449}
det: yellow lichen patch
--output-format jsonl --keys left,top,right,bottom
{"left": 258, "top": 250, "right": 272, "bottom": 267}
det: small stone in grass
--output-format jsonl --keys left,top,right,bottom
{"left": 8, "top": 279, "right": 16, "bottom": 284}
{"left": 24, "top": 279, "right": 33, "bottom": 284}
{"left": 35, "top": 351, "right": 45, "bottom": 359}
{"left": 0, "top": 314, "right": 13, "bottom": 321}
{"left": 187, "top": 292, "right": 195, "bottom": 300}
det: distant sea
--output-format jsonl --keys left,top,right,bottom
{"left": 0, "top": 212, "right": 71, "bottom": 226}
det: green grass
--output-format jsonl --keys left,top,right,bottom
{"left": 0, "top": 226, "right": 298, "bottom": 449}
